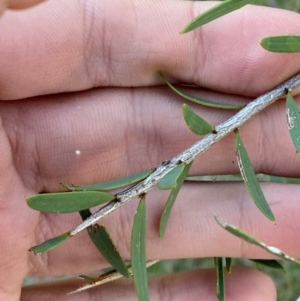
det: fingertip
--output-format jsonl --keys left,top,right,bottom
{"left": 7, "top": 0, "right": 47, "bottom": 10}
{"left": 226, "top": 267, "right": 277, "bottom": 301}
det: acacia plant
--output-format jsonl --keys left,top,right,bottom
{"left": 26, "top": 1, "right": 300, "bottom": 300}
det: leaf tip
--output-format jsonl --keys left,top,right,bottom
{"left": 214, "top": 215, "right": 223, "bottom": 226}
{"left": 60, "top": 182, "right": 73, "bottom": 190}
{"left": 180, "top": 27, "right": 187, "bottom": 34}
{"left": 159, "top": 230, "right": 165, "bottom": 239}
{"left": 29, "top": 232, "right": 71, "bottom": 255}
{"left": 269, "top": 214, "right": 276, "bottom": 224}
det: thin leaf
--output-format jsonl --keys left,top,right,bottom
{"left": 26, "top": 191, "right": 115, "bottom": 213}
{"left": 215, "top": 217, "right": 300, "bottom": 265}
{"left": 62, "top": 169, "right": 153, "bottom": 191}
{"left": 159, "top": 72, "right": 243, "bottom": 110}
{"left": 159, "top": 162, "right": 193, "bottom": 238}
{"left": 186, "top": 174, "right": 244, "bottom": 182}
{"left": 186, "top": 174, "right": 300, "bottom": 184}
{"left": 250, "top": 259, "right": 285, "bottom": 271}
{"left": 29, "top": 232, "right": 71, "bottom": 255}
{"left": 131, "top": 197, "right": 148, "bottom": 301}
{"left": 77, "top": 275, "right": 97, "bottom": 282}
{"left": 80, "top": 209, "right": 130, "bottom": 278}
{"left": 214, "top": 257, "right": 225, "bottom": 301}
{"left": 286, "top": 92, "right": 300, "bottom": 154}
{"left": 183, "top": 104, "right": 214, "bottom": 135}
{"left": 158, "top": 164, "right": 185, "bottom": 190}
{"left": 68, "top": 261, "right": 159, "bottom": 295}
{"left": 181, "top": 0, "right": 256, "bottom": 33}
{"left": 235, "top": 131, "right": 275, "bottom": 222}
{"left": 225, "top": 257, "right": 232, "bottom": 274}
{"left": 260, "top": 35, "right": 300, "bottom": 53}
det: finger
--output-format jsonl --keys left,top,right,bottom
{"left": 29, "top": 181, "right": 300, "bottom": 276}
{"left": 0, "top": 111, "right": 39, "bottom": 300}
{"left": 21, "top": 267, "right": 276, "bottom": 301}
{"left": 7, "top": 0, "right": 46, "bottom": 9}
{"left": 0, "top": 1, "right": 300, "bottom": 99}
{"left": 2, "top": 86, "right": 299, "bottom": 193}
{"left": 0, "top": 0, "right": 46, "bottom": 16}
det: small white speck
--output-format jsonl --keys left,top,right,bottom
{"left": 236, "top": 150, "right": 247, "bottom": 182}
{"left": 75, "top": 150, "right": 81, "bottom": 156}
{"left": 267, "top": 246, "right": 282, "bottom": 255}
{"left": 287, "top": 108, "right": 295, "bottom": 130}
{"left": 77, "top": 106, "right": 81, "bottom": 109}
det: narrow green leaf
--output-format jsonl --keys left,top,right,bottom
{"left": 29, "top": 232, "right": 71, "bottom": 255}
{"left": 131, "top": 197, "right": 148, "bottom": 301}
{"left": 215, "top": 216, "right": 261, "bottom": 245}
{"left": 260, "top": 35, "right": 300, "bottom": 53}
{"left": 286, "top": 92, "right": 300, "bottom": 154}
{"left": 159, "top": 162, "right": 193, "bottom": 238}
{"left": 215, "top": 217, "right": 300, "bottom": 265}
{"left": 79, "top": 208, "right": 93, "bottom": 220}
{"left": 250, "top": 259, "right": 285, "bottom": 271}
{"left": 88, "top": 225, "right": 130, "bottom": 278}
{"left": 62, "top": 169, "right": 153, "bottom": 191}
{"left": 79, "top": 210, "right": 130, "bottom": 278}
{"left": 181, "top": 0, "right": 256, "bottom": 33}
{"left": 186, "top": 173, "right": 300, "bottom": 184}
{"left": 26, "top": 191, "right": 115, "bottom": 213}
{"left": 214, "top": 257, "right": 225, "bottom": 301}
{"left": 235, "top": 131, "right": 275, "bottom": 222}
{"left": 78, "top": 275, "right": 97, "bottom": 282}
{"left": 183, "top": 104, "right": 214, "bottom": 135}
{"left": 159, "top": 72, "right": 243, "bottom": 110}
{"left": 258, "top": 174, "right": 300, "bottom": 184}
{"left": 158, "top": 164, "right": 185, "bottom": 190}
{"left": 186, "top": 174, "right": 244, "bottom": 182}
{"left": 225, "top": 257, "right": 232, "bottom": 274}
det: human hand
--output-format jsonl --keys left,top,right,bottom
{"left": 1, "top": 1, "right": 300, "bottom": 300}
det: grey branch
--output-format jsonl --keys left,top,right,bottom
{"left": 70, "top": 73, "right": 300, "bottom": 236}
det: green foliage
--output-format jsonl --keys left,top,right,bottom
{"left": 225, "top": 257, "right": 232, "bottom": 274}
{"left": 26, "top": 1, "right": 300, "bottom": 300}
{"left": 260, "top": 35, "right": 300, "bottom": 53}
{"left": 250, "top": 259, "right": 285, "bottom": 271}
{"left": 235, "top": 130, "right": 275, "bottom": 222}
{"left": 214, "top": 257, "right": 225, "bottom": 301}
{"left": 158, "top": 164, "right": 186, "bottom": 190}
{"left": 131, "top": 197, "right": 149, "bottom": 301}
{"left": 79, "top": 210, "right": 130, "bottom": 278}
{"left": 26, "top": 191, "right": 114, "bottom": 213}
{"left": 216, "top": 217, "right": 300, "bottom": 265}
{"left": 159, "top": 162, "right": 193, "bottom": 237}
{"left": 181, "top": 0, "right": 258, "bottom": 33}
{"left": 29, "top": 232, "right": 71, "bottom": 255}
{"left": 256, "top": 0, "right": 300, "bottom": 12}
{"left": 286, "top": 92, "right": 300, "bottom": 154}
{"left": 159, "top": 72, "right": 244, "bottom": 110}
{"left": 62, "top": 169, "right": 153, "bottom": 191}
{"left": 186, "top": 173, "right": 300, "bottom": 184}
{"left": 182, "top": 104, "right": 215, "bottom": 135}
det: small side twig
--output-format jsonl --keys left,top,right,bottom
{"left": 68, "top": 260, "right": 159, "bottom": 295}
{"left": 70, "top": 73, "right": 300, "bottom": 236}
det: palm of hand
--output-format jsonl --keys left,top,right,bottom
{"left": 1, "top": 1, "right": 300, "bottom": 301}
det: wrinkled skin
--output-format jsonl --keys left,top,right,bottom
{"left": 1, "top": 1, "right": 300, "bottom": 300}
